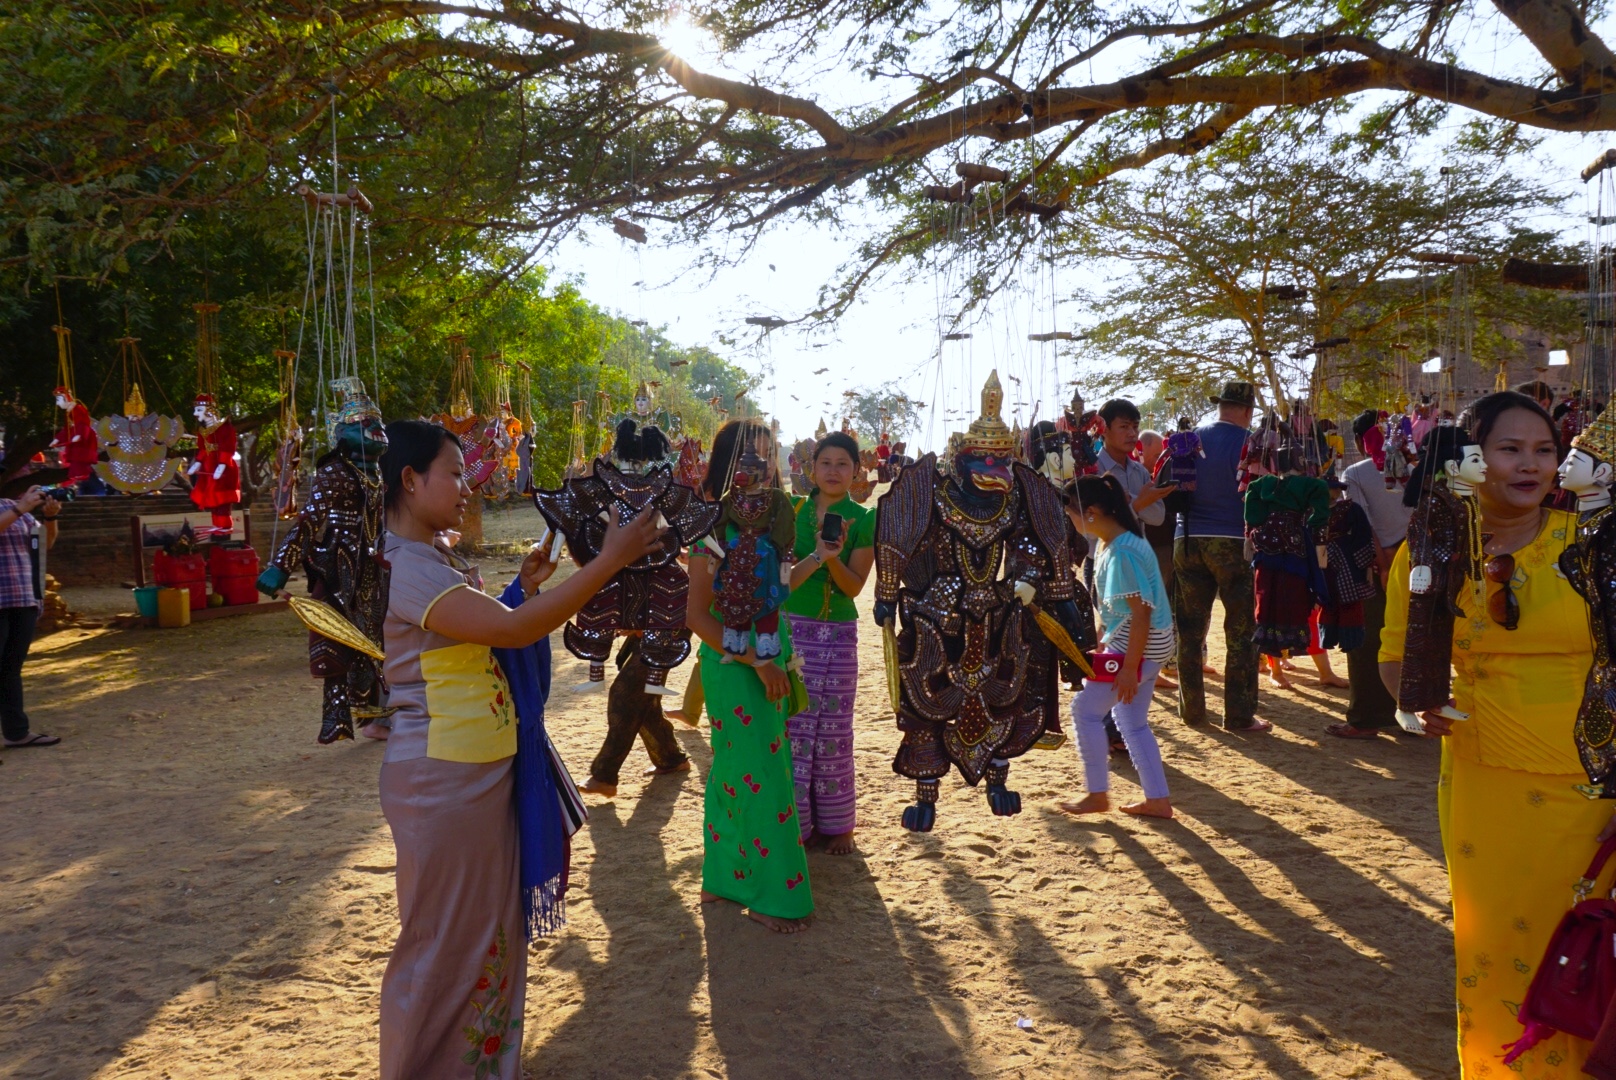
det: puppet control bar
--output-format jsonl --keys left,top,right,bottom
{"left": 924, "top": 164, "right": 1063, "bottom": 220}
{"left": 296, "top": 183, "right": 373, "bottom": 215}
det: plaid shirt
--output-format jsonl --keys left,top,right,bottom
{"left": 0, "top": 500, "right": 41, "bottom": 610}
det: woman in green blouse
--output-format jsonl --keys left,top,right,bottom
{"left": 783, "top": 431, "right": 876, "bottom": 854}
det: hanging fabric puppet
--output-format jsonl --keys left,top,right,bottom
{"left": 1396, "top": 426, "right": 1486, "bottom": 734}
{"left": 189, "top": 394, "right": 241, "bottom": 532}
{"left": 1318, "top": 495, "right": 1377, "bottom": 651}
{"left": 1157, "top": 418, "right": 1204, "bottom": 491}
{"left": 534, "top": 414, "right": 720, "bottom": 692}
{"left": 1244, "top": 442, "right": 1331, "bottom": 656}
{"left": 51, "top": 386, "right": 99, "bottom": 486}
{"left": 874, "top": 371, "right": 1087, "bottom": 831}
{"left": 93, "top": 386, "right": 185, "bottom": 494}
{"left": 258, "top": 378, "right": 390, "bottom": 743}
{"left": 1558, "top": 409, "right": 1616, "bottom": 796}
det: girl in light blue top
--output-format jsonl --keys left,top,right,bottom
{"left": 1061, "top": 473, "right": 1175, "bottom": 820}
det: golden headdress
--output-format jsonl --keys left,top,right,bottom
{"left": 1573, "top": 406, "right": 1616, "bottom": 463}
{"left": 815, "top": 418, "right": 828, "bottom": 440}
{"left": 959, "top": 370, "right": 1015, "bottom": 454}
{"left": 125, "top": 384, "right": 148, "bottom": 419}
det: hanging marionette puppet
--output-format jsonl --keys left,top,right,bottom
{"left": 272, "top": 349, "right": 304, "bottom": 520}
{"left": 874, "top": 371, "right": 1087, "bottom": 831}
{"left": 534, "top": 396, "right": 721, "bottom": 693}
{"left": 433, "top": 338, "right": 501, "bottom": 489}
{"left": 1155, "top": 417, "right": 1204, "bottom": 491}
{"left": 188, "top": 393, "right": 241, "bottom": 533}
{"left": 1558, "top": 409, "right": 1616, "bottom": 796}
{"left": 708, "top": 419, "right": 797, "bottom": 660}
{"left": 94, "top": 383, "right": 185, "bottom": 495}
{"left": 1054, "top": 388, "right": 1100, "bottom": 477}
{"left": 1395, "top": 426, "right": 1486, "bottom": 734}
{"left": 1245, "top": 437, "right": 1331, "bottom": 657}
{"left": 50, "top": 386, "right": 99, "bottom": 487}
{"left": 258, "top": 378, "right": 390, "bottom": 743}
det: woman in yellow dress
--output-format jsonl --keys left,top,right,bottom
{"left": 1381, "top": 391, "right": 1603, "bottom": 1077}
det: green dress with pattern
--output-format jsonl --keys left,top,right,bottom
{"left": 698, "top": 576, "right": 813, "bottom": 918}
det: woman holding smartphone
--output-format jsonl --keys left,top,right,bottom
{"left": 376, "top": 421, "right": 663, "bottom": 1076}
{"left": 782, "top": 431, "right": 876, "bottom": 854}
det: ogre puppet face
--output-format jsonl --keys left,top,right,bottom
{"left": 336, "top": 416, "right": 389, "bottom": 469}
{"left": 955, "top": 449, "right": 1013, "bottom": 494}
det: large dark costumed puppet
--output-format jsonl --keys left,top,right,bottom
{"left": 1395, "top": 426, "right": 1486, "bottom": 734}
{"left": 874, "top": 371, "right": 1087, "bottom": 831}
{"left": 258, "top": 378, "right": 390, "bottom": 743}
{"left": 1557, "top": 410, "right": 1616, "bottom": 796}
{"left": 533, "top": 413, "right": 721, "bottom": 694}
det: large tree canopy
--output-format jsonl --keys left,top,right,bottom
{"left": 5, "top": 0, "right": 1614, "bottom": 300}
{"left": 1069, "top": 140, "right": 1581, "bottom": 410}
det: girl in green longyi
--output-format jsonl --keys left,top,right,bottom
{"left": 687, "top": 418, "right": 814, "bottom": 933}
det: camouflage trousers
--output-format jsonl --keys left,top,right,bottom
{"left": 1173, "top": 536, "right": 1260, "bottom": 729}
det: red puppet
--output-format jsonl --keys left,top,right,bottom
{"left": 51, "top": 386, "right": 99, "bottom": 485}
{"left": 189, "top": 393, "right": 241, "bottom": 531}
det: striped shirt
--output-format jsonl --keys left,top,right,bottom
{"left": 0, "top": 500, "right": 41, "bottom": 611}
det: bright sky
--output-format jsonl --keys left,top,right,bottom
{"left": 542, "top": 7, "right": 1616, "bottom": 453}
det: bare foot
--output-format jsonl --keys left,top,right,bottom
{"left": 1279, "top": 657, "right": 1299, "bottom": 671}
{"left": 1154, "top": 674, "right": 1179, "bottom": 691}
{"left": 578, "top": 778, "right": 617, "bottom": 798}
{"left": 666, "top": 708, "right": 699, "bottom": 728}
{"left": 359, "top": 724, "right": 390, "bottom": 741}
{"left": 700, "top": 890, "right": 726, "bottom": 904}
{"left": 822, "top": 830, "right": 856, "bottom": 855}
{"left": 1313, "top": 673, "right": 1350, "bottom": 689}
{"left": 1121, "top": 797, "right": 1174, "bottom": 819}
{"left": 1266, "top": 668, "right": 1295, "bottom": 691}
{"left": 1202, "top": 663, "right": 1219, "bottom": 676}
{"left": 1057, "top": 792, "right": 1112, "bottom": 815}
{"left": 747, "top": 909, "right": 811, "bottom": 934}
{"left": 645, "top": 759, "right": 692, "bottom": 777}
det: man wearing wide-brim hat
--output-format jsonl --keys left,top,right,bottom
{"left": 1171, "top": 380, "right": 1268, "bottom": 732}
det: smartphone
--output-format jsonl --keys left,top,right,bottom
{"left": 821, "top": 512, "right": 844, "bottom": 543}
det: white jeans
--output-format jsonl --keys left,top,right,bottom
{"left": 1070, "top": 660, "right": 1169, "bottom": 799}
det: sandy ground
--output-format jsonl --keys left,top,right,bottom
{"left": 0, "top": 500, "right": 1455, "bottom": 1079}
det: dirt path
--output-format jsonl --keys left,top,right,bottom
{"left": 1, "top": 503, "right": 1454, "bottom": 1079}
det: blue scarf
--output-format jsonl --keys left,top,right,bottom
{"left": 491, "top": 579, "right": 569, "bottom": 940}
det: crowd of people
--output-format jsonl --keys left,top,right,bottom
{"left": 12, "top": 376, "right": 1615, "bottom": 1078}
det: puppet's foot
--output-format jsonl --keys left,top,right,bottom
{"left": 901, "top": 780, "right": 939, "bottom": 832}
{"left": 572, "top": 662, "right": 607, "bottom": 693}
{"left": 644, "top": 683, "right": 681, "bottom": 696}
{"left": 1394, "top": 710, "right": 1426, "bottom": 734}
{"left": 317, "top": 715, "right": 354, "bottom": 745}
{"left": 754, "top": 631, "right": 782, "bottom": 660}
{"left": 985, "top": 761, "right": 1021, "bottom": 817}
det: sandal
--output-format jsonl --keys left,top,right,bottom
{"left": 4, "top": 733, "right": 60, "bottom": 748}
{"left": 1324, "top": 722, "right": 1382, "bottom": 740}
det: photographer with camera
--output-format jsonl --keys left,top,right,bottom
{"left": 0, "top": 485, "right": 63, "bottom": 753}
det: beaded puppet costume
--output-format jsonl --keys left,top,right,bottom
{"left": 93, "top": 386, "right": 185, "bottom": 494}
{"left": 710, "top": 433, "right": 797, "bottom": 660}
{"left": 259, "top": 379, "right": 390, "bottom": 744}
{"left": 1559, "top": 409, "right": 1616, "bottom": 796}
{"left": 1396, "top": 427, "right": 1484, "bottom": 733}
{"left": 874, "top": 371, "right": 1085, "bottom": 831}
{"left": 533, "top": 417, "right": 721, "bottom": 691}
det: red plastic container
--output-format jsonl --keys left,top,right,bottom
{"left": 209, "top": 545, "right": 261, "bottom": 606}
{"left": 153, "top": 551, "right": 208, "bottom": 610}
